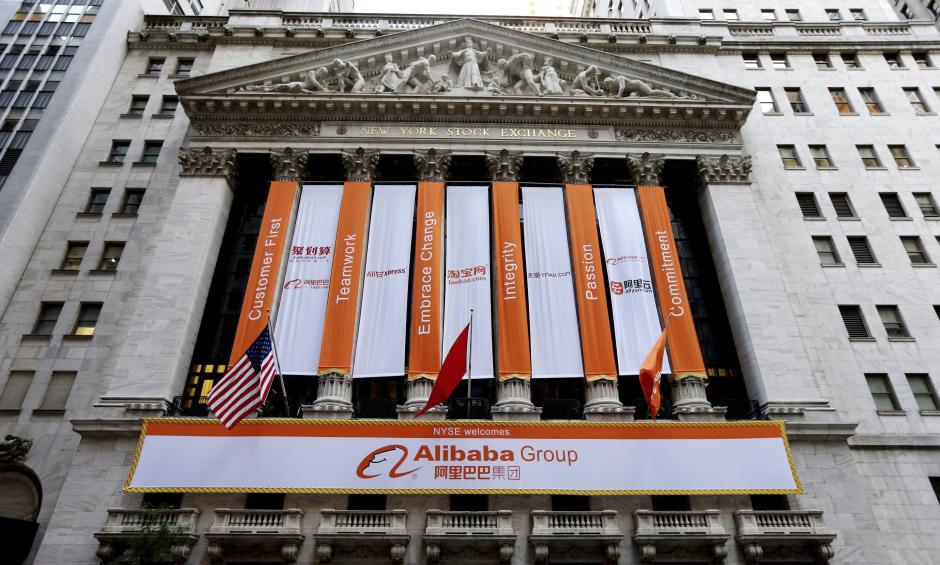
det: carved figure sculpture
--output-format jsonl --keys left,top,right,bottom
{"left": 536, "top": 57, "right": 566, "bottom": 95}
{"left": 487, "top": 53, "right": 540, "bottom": 96}
{"left": 571, "top": 65, "right": 603, "bottom": 96}
{"left": 240, "top": 67, "right": 332, "bottom": 94}
{"left": 431, "top": 74, "right": 453, "bottom": 93}
{"left": 603, "top": 76, "right": 679, "bottom": 99}
{"left": 333, "top": 58, "right": 365, "bottom": 93}
{"left": 0, "top": 434, "right": 32, "bottom": 463}
{"left": 374, "top": 54, "right": 403, "bottom": 93}
{"left": 395, "top": 54, "right": 438, "bottom": 94}
{"left": 448, "top": 37, "right": 491, "bottom": 90}
{"left": 486, "top": 58, "right": 512, "bottom": 94}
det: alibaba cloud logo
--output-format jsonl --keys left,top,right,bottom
{"left": 356, "top": 444, "right": 421, "bottom": 479}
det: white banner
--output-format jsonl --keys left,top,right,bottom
{"left": 274, "top": 185, "right": 343, "bottom": 375}
{"left": 444, "top": 186, "right": 494, "bottom": 379}
{"left": 353, "top": 185, "right": 416, "bottom": 377}
{"left": 594, "top": 187, "right": 670, "bottom": 375}
{"left": 522, "top": 186, "right": 583, "bottom": 378}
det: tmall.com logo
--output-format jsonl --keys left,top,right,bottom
{"left": 356, "top": 445, "right": 421, "bottom": 479}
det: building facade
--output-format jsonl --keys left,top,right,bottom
{"left": 0, "top": 1, "right": 939, "bottom": 564}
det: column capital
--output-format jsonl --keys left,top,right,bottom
{"left": 696, "top": 154, "right": 752, "bottom": 185}
{"left": 178, "top": 147, "right": 237, "bottom": 185}
{"left": 270, "top": 147, "right": 309, "bottom": 182}
{"left": 341, "top": 147, "right": 380, "bottom": 181}
{"left": 484, "top": 149, "right": 523, "bottom": 182}
{"left": 413, "top": 148, "right": 452, "bottom": 182}
{"left": 626, "top": 152, "right": 665, "bottom": 186}
{"left": 557, "top": 150, "right": 594, "bottom": 184}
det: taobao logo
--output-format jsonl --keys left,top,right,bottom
{"left": 356, "top": 445, "right": 421, "bottom": 479}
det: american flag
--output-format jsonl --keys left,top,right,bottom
{"left": 207, "top": 327, "right": 279, "bottom": 429}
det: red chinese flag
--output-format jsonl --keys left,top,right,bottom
{"left": 413, "top": 322, "right": 470, "bottom": 418}
{"left": 639, "top": 326, "right": 669, "bottom": 422}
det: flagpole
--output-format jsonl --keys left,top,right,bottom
{"left": 466, "top": 308, "right": 474, "bottom": 419}
{"left": 266, "top": 309, "right": 292, "bottom": 417}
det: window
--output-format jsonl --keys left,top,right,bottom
{"left": 840, "top": 305, "right": 872, "bottom": 339}
{"left": 651, "top": 495, "right": 691, "bottom": 511}
{"left": 244, "top": 493, "right": 285, "bottom": 510}
{"left": 770, "top": 53, "right": 790, "bottom": 70}
{"left": 98, "top": 243, "right": 124, "bottom": 271}
{"left": 175, "top": 58, "right": 193, "bottom": 74}
{"left": 785, "top": 9, "right": 802, "bottom": 21}
{"left": 795, "top": 192, "right": 821, "bottom": 217}
{"left": 450, "top": 494, "right": 488, "bottom": 511}
{"left": 914, "top": 193, "right": 939, "bottom": 218}
{"left": 159, "top": 96, "right": 178, "bottom": 115}
{"left": 784, "top": 88, "right": 808, "bottom": 112}
{"left": 829, "top": 193, "right": 855, "bottom": 218}
{"left": 826, "top": 9, "right": 842, "bottom": 21}
{"left": 885, "top": 52, "right": 904, "bottom": 69}
{"left": 912, "top": 52, "right": 934, "bottom": 69}
{"left": 866, "top": 374, "right": 901, "bottom": 411}
{"left": 813, "top": 53, "right": 832, "bottom": 70}
{"left": 120, "top": 189, "right": 145, "bottom": 214}
{"left": 128, "top": 95, "right": 148, "bottom": 115}
{"left": 347, "top": 494, "right": 387, "bottom": 511}
{"left": 907, "top": 374, "right": 940, "bottom": 411}
{"left": 552, "top": 495, "right": 590, "bottom": 512}
{"left": 813, "top": 236, "right": 841, "bottom": 265}
{"left": 140, "top": 141, "right": 162, "bottom": 164}
{"left": 722, "top": 9, "right": 738, "bottom": 21}
{"left": 779, "top": 145, "right": 802, "bottom": 169}
{"left": 889, "top": 145, "right": 915, "bottom": 168}
{"left": 142, "top": 493, "right": 183, "bottom": 510}
{"left": 107, "top": 141, "right": 129, "bottom": 163}
{"left": 755, "top": 88, "right": 778, "bottom": 113}
{"left": 901, "top": 236, "right": 930, "bottom": 264}
{"left": 880, "top": 193, "right": 907, "bottom": 218}
{"left": 848, "top": 236, "right": 877, "bottom": 264}
{"left": 146, "top": 57, "right": 164, "bottom": 74}
{"left": 698, "top": 9, "right": 714, "bottom": 20}
{"left": 829, "top": 88, "right": 853, "bottom": 114}
{"left": 761, "top": 9, "right": 777, "bottom": 21}
{"left": 61, "top": 242, "right": 87, "bottom": 271}
{"left": 877, "top": 305, "right": 910, "bottom": 338}
{"left": 37, "top": 372, "right": 74, "bottom": 412}
{"left": 742, "top": 52, "right": 761, "bottom": 69}
{"left": 858, "top": 145, "right": 882, "bottom": 168}
{"left": 32, "top": 303, "right": 62, "bottom": 335}
{"left": 751, "top": 494, "right": 790, "bottom": 511}
{"left": 841, "top": 52, "right": 861, "bottom": 69}
{"left": 73, "top": 302, "right": 102, "bottom": 336}
{"left": 849, "top": 8, "right": 867, "bottom": 21}
{"left": 858, "top": 88, "right": 883, "bottom": 113}
{"left": 810, "top": 145, "right": 834, "bottom": 168}
{"left": 84, "top": 189, "right": 109, "bottom": 214}
{"left": 903, "top": 88, "right": 930, "bottom": 114}
{"left": 0, "top": 372, "right": 31, "bottom": 411}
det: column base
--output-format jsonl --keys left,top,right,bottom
{"left": 397, "top": 404, "right": 448, "bottom": 420}
{"left": 583, "top": 379, "right": 634, "bottom": 421}
{"left": 493, "top": 377, "right": 541, "bottom": 421}
{"left": 672, "top": 376, "right": 726, "bottom": 422}
{"left": 306, "top": 372, "right": 354, "bottom": 420}
{"left": 301, "top": 403, "right": 353, "bottom": 420}
{"left": 397, "top": 376, "right": 448, "bottom": 420}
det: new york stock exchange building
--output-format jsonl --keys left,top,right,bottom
{"left": 3, "top": 1, "right": 940, "bottom": 564}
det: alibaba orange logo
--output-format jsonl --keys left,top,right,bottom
{"left": 356, "top": 445, "right": 420, "bottom": 479}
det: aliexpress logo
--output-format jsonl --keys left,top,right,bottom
{"left": 356, "top": 445, "right": 421, "bottom": 479}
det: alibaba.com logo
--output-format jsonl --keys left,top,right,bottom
{"left": 356, "top": 445, "right": 421, "bottom": 479}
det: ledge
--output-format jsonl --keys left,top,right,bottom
{"left": 62, "top": 334, "right": 94, "bottom": 342}
{"left": 151, "top": 114, "right": 175, "bottom": 119}
{"left": 98, "top": 161, "right": 124, "bottom": 167}
{"left": 849, "top": 433, "right": 940, "bottom": 449}
{"left": 19, "top": 334, "right": 52, "bottom": 343}
{"left": 785, "top": 421, "right": 857, "bottom": 441}
{"left": 875, "top": 409, "right": 907, "bottom": 416}
{"left": 31, "top": 409, "right": 65, "bottom": 417}
{"left": 88, "top": 269, "right": 117, "bottom": 275}
{"left": 919, "top": 410, "right": 940, "bottom": 416}
{"left": 136, "top": 73, "right": 161, "bottom": 78}
{"left": 71, "top": 417, "right": 144, "bottom": 438}
{"left": 76, "top": 212, "right": 104, "bottom": 219}
{"left": 119, "top": 113, "right": 143, "bottom": 119}
{"left": 887, "top": 336, "right": 915, "bottom": 342}
{"left": 49, "top": 269, "right": 79, "bottom": 276}
{"left": 131, "top": 161, "right": 158, "bottom": 167}
{"left": 110, "top": 212, "right": 139, "bottom": 219}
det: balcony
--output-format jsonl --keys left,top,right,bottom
{"left": 94, "top": 508, "right": 199, "bottom": 563}
{"left": 424, "top": 510, "right": 515, "bottom": 563}
{"left": 316, "top": 509, "right": 409, "bottom": 563}
{"left": 734, "top": 510, "right": 836, "bottom": 564}
{"left": 529, "top": 510, "right": 622, "bottom": 564}
{"left": 205, "top": 509, "right": 304, "bottom": 563}
{"left": 634, "top": 510, "right": 730, "bottom": 564}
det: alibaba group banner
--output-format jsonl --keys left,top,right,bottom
{"left": 125, "top": 420, "right": 801, "bottom": 494}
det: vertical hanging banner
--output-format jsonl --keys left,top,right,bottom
{"left": 491, "top": 182, "right": 531, "bottom": 379}
{"left": 522, "top": 186, "right": 584, "bottom": 379}
{"left": 273, "top": 185, "right": 343, "bottom": 375}
{"left": 229, "top": 181, "right": 298, "bottom": 367}
{"left": 637, "top": 185, "right": 706, "bottom": 379}
{"left": 317, "top": 182, "right": 373, "bottom": 376}
{"left": 564, "top": 184, "right": 617, "bottom": 381}
{"left": 407, "top": 182, "right": 445, "bottom": 380}
{"left": 353, "top": 185, "right": 416, "bottom": 378}
{"left": 444, "top": 186, "right": 494, "bottom": 379}
{"left": 594, "top": 187, "right": 670, "bottom": 375}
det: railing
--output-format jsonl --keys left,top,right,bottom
{"left": 796, "top": 25, "right": 843, "bottom": 36}
{"left": 863, "top": 23, "right": 912, "bottom": 35}
{"left": 447, "top": 397, "right": 492, "bottom": 420}
{"left": 355, "top": 398, "right": 399, "bottom": 419}
{"left": 735, "top": 510, "right": 830, "bottom": 537}
{"left": 634, "top": 510, "right": 726, "bottom": 537}
{"left": 531, "top": 510, "right": 620, "bottom": 536}
{"left": 98, "top": 508, "right": 199, "bottom": 534}
{"left": 318, "top": 509, "right": 408, "bottom": 535}
{"left": 539, "top": 399, "right": 582, "bottom": 421}
{"left": 209, "top": 509, "right": 304, "bottom": 535}
{"left": 426, "top": 510, "right": 514, "bottom": 536}
{"left": 728, "top": 24, "right": 775, "bottom": 36}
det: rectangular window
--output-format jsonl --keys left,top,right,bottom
{"left": 858, "top": 88, "right": 883, "bottom": 113}
{"left": 826, "top": 9, "right": 842, "bottom": 21}
{"left": 813, "top": 53, "right": 832, "bottom": 70}
{"left": 912, "top": 52, "right": 934, "bottom": 69}
{"left": 742, "top": 52, "right": 761, "bottom": 70}
{"left": 849, "top": 8, "right": 867, "bottom": 21}
{"left": 175, "top": 58, "right": 193, "bottom": 74}
{"left": 784, "top": 88, "right": 807, "bottom": 112}
{"left": 866, "top": 374, "right": 901, "bottom": 411}
{"left": 98, "top": 243, "right": 124, "bottom": 271}
{"left": 858, "top": 145, "right": 882, "bottom": 168}
{"left": 73, "top": 302, "right": 102, "bottom": 336}
{"left": 140, "top": 141, "right": 162, "bottom": 164}
{"left": 904, "top": 88, "right": 930, "bottom": 114}
{"left": 770, "top": 53, "right": 790, "bottom": 70}
{"left": 901, "top": 236, "right": 930, "bottom": 264}
{"left": 159, "top": 96, "right": 178, "bottom": 115}
{"left": 914, "top": 193, "right": 939, "bottom": 218}
{"left": 779, "top": 145, "right": 802, "bottom": 169}
{"left": 37, "top": 22, "right": 55, "bottom": 37}
{"left": 723, "top": 9, "right": 738, "bottom": 21}
{"left": 755, "top": 88, "right": 777, "bottom": 113}
{"left": 829, "top": 193, "right": 855, "bottom": 218}
{"left": 0, "top": 371, "right": 31, "bottom": 411}
{"left": 889, "top": 145, "right": 915, "bottom": 168}
{"left": 37, "top": 372, "right": 75, "bottom": 412}
{"left": 121, "top": 189, "right": 145, "bottom": 214}
{"left": 829, "top": 88, "right": 853, "bottom": 114}
{"left": 840, "top": 305, "right": 872, "bottom": 339}
{"left": 33, "top": 302, "right": 62, "bottom": 335}
{"left": 795, "top": 192, "right": 821, "bottom": 217}
{"left": 841, "top": 52, "right": 861, "bottom": 69}
{"left": 785, "top": 9, "right": 802, "bottom": 21}
{"left": 72, "top": 22, "right": 90, "bottom": 37}
{"left": 61, "top": 241, "right": 87, "bottom": 271}
{"left": 761, "top": 9, "right": 777, "bottom": 21}
{"left": 880, "top": 193, "right": 907, "bottom": 218}
{"left": 885, "top": 52, "right": 904, "bottom": 69}
{"left": 848, "top": 236, "right": 877, "bottom": 264}
{"left": 907, "top": 374, "right": 940, "bottom": 411}
{"left": 878, "top": 305, "right": 910, "bottom": 338}
{"left": 698, "top": 9, "right": 714, "bottom": 20}
{"left": 146, "top": 58, "right": 165, "bottom": 74}
{"left": 107, "top": 141, "right": 129, "bottom": 163}
{"left": 813, "top": 236, "right": 841, "bottom": 265}
{"left": 128, "top": 95, "right": 148, "bottom": 115}
{"left": 810, "top": 145, "right": 834, "bottom": 168}
{"left": 84, "top": 189, "right": 109, "bottom": 214}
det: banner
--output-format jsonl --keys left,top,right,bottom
{"left": 126, "top": 419, "right": 801, "bottom": 494}
{"left": 491, "top": 182, "right": 531, "bottom": 380}
{"left": 637, "top": 186, "right": 706, "bottom": 379}
{"left": 522, "top": 186, "right": 583, "bottom": 379}
{"left": 444, "top": 186, "right": 494, "bottom": 379}
{"left": 353, "top": 185, "right": 416, "bottom": 378}
{"left": 274, "top": 185, "right": 343, "bottom": 375}
{"left": 229, "top": 181, "right": 297, "bottom": 366}
{"left": 318, "top": 182, "right": 372, "bottom": 376}
{"left": 407, "top": 182, "right": 444, "bottom": 380}
{"left": 595, "top": 187, "right": 670, "bottom": 375}
{"left": 564, "top": 184, "right": 617, "bottom": 381}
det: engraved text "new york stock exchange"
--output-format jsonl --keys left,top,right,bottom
{"left": 358, "top": 126, "right": 578, "bottom": 139}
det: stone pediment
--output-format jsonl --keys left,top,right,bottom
{"left": 176, "top": 18, "right": 754, "bottom": 129}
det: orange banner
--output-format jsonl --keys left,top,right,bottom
{"left": 408, "top": 182, "right": 444, "bottom": 379}
{"left": 228, "top": 181, "right": 298, "bottom": 366}
{"left": 317, "top": 181, "right": 373, "bottom": 375}
{"left": 564, "top": 184, "right": 617, "bottom": 381}
{"left": 492, "top": 182, "right": 531, "bottom": 379}
{"left": 637, "top": 185, "right": 706, "bottom": 379}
